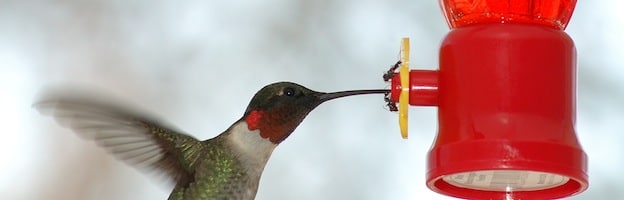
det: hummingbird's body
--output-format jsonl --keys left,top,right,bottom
{"left": 166, "top": 122, "right": 275, "bottom": 200}
{"left": 35, "top": 82, "right": 387, "bottom": 200}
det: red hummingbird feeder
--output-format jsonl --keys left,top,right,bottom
{"left": 386, "top": 0, "right": 588, "bottom": 199}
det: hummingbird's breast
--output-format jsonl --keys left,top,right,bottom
{"left": 170, "top": 122, "right": 277, "bottom": 200}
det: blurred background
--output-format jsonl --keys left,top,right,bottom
{"left": 1, "top": 0, "right": 622, "bottom": 199}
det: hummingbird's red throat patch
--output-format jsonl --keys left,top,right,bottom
{"left": 245, "top": 109, "right": 291, "bottom": 144}
{"left": 245, "top": 110, "right": 264, "bottom": 131}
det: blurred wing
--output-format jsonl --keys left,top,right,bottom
{"left": 34, "top": 92, "right": 204, "bottom": 185}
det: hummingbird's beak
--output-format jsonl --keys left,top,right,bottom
{"left": 318, "top": 89, "right": 390, "bottom": 103}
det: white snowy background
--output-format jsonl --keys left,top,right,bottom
{"left": 1, "top": 1, "right": 622, "bottom": 199}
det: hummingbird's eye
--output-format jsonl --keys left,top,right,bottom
{"left": 283, "top": 87, "right": 296, "bottom": 97}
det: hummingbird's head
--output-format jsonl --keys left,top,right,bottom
{"left": 242, "top": 82, "right": 387, "bottom": 144}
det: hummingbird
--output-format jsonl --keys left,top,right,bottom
{"left": 34, "top": 82, "right": 388, "bottom": 200}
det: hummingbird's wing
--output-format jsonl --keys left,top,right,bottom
{"left": 34, "top": 91, "right": 203, "bottom": 185}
